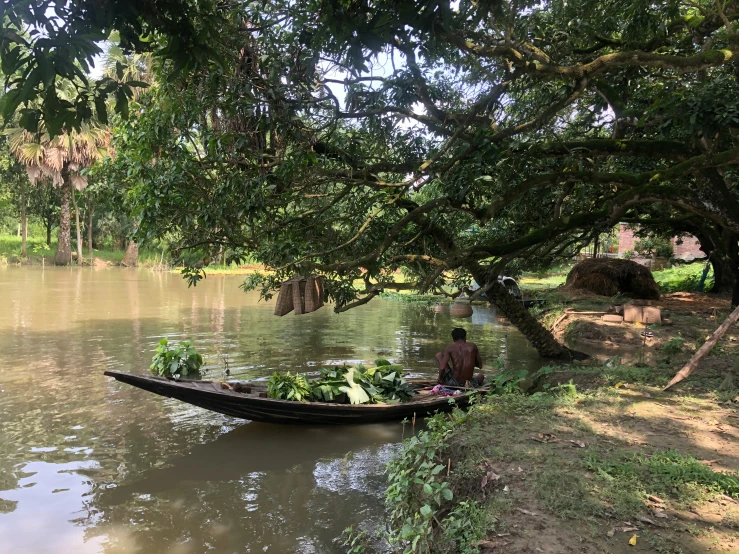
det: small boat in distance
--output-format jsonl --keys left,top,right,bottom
{"left": 103, "top": 371, "right": 486, "bottom": 425}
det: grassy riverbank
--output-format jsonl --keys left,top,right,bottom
{"left": 0, "top": 234, "right": 266, "bottom": 274}
{"left": 378, "top": 373, "right": 738, "bottom": 553}
{"left": 368, "top": 265, "right": 739, "bottom": 553}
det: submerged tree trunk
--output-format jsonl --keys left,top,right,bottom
{"left": 20, "top": 181, "right": 27, "bottom": 258}
{"left": 53, "top": 180, "right": 72, "bottom": 266}
{"left": 122, "top": 241, "right": 139, "bottom": 267}
{"left": 71, "top": 189, "right": 83, "bottom": 265}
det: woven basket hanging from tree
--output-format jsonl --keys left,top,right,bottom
{"left": 274, "top": 275, "right": 326, "bottom": 316}
{"left": 304, "top": 275, "right": 325, "bottom": 312}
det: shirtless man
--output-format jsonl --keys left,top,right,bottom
{"left": 435, "top": 328, "right": 484, "bottom": 387}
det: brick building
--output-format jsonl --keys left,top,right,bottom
{"left": 617, "top": 223, "right": 705, "bottom": 261}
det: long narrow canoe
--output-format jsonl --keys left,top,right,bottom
{"left": 104, "top": 370, "right": 484, "bottom": 425}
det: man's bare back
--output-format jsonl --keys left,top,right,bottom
{"left": 436, "top": 328, "right": 484, "bottom": 386}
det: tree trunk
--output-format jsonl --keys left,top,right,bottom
{"left": 486, "top": 281, "right": 586, "bottom": 359}
{"left": 87, "top": 201, "right": 94, "bottom": 261}
{"left": 709, "top": 230, "right": 739, "bottom": 298}
{"left": 122, "top": 241, "right": 139, "bottom": 267}
{"left": 71, "top": 188, "right": 83, "bottom": 265}
{"left": 53, "top": 180, "right": 72, "bottom": 266}
{"left": 46, "top": 216, "right": 52, "bottom": 247}
{"left": 469, "top": 264, "right": 587, "bottom": 359}
{"left": 20, "top": 181, "right": 27, "bottom": 258}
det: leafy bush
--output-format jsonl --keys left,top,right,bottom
{"left": 634, "top": 236, "right": 674, "bottom": 259}
{"left": 150, "top": 338, "right": 204, "bottom": 378}
{"left": 267, "top": 371, "right": 312, "bottom": 401}
{"left": 660, "top": 335, "right": 685, "bottom": 355}
{"left": 386, "top": 412, "right": 457, "bottom": 552}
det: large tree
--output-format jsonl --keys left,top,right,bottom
{"left": 8, "top": 0, "right": 739, "bottom": 355}
{"left": 7, "top": 124, "right": 110, "bottom": 264}
{"left": 103, "top": 0, "right": 739, "bottom": 357}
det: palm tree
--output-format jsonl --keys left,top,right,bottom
{"left": 7, "top": 125, "right": 110, "bottom": 265}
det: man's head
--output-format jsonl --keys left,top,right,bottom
{"left": 451, "top": 328, "right": 467, "bottom": 342}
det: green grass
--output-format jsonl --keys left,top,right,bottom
{"left": 0, "top": 234, "right": 55, "bottom": 260}
{"left": 519, "top": 273, "right": 567, "bottom": 291}
{"left": 585, "top": 449, "right": 739, "bottom": 511}
{"left": 0, "top": 234, "right": 171, "bottom": 267}
{"left": 652, "top": 262, "right": 713, "bottom": 293}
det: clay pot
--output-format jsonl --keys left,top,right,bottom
{"left": 450, "top": 299, "right": 473, "bottom": 318}
{"left": 433, "top": 304, "right": 448, "bottom": 314}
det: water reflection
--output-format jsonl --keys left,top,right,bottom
{"left": 0, "top": 268, "right": 541, "bottom": 553}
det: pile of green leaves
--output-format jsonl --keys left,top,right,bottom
{"left": 365, "top": 363, "right": 415, "bottom": 403}
{"left": 267, "top": 360, "right": 416, "bottom": 405}
{"left": 267, "top": 371, "right": 311, "bottom": 402}
{"left": 150, "top": 338, "right": 203, "bottom": 378}
{"left": 311, "top": 366, "right": 384, "bottom": 405}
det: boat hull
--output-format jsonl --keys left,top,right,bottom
{"left": 104, "top": 370, "right": 480, "bottom": 425}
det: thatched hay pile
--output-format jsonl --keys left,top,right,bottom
{"left": 566, "top": 258, "right": 660, "bottom": 300}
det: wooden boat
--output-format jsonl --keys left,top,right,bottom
{"left": 103, "top": 370, "right": 486, "bottom": 425}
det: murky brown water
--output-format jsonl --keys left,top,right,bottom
{"left": 0, "top": 268, "right": 539, "bottom": 554}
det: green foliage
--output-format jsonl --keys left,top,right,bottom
{"left": 660, "top": 335, "right": 685, "bottom": 355}
{"left": 386, "top": 412, "right": 458, "bottom": 553}
{"left": 440, "top": 500, "right": 493, "bottom": 554}
{"left": 0, "top": 0, "right": 229, "bottom": 133}
{"left": 99, "top": 0, "right": 739, "bottom": 332}
{"left": 488, "top": 368, "right": 530, "bottom": 394}
{"left": 634, "top": 236, "right": 674, "bottom": 259}
{"left": 311, "top": 364, "right": 415, "bottom": 404}
{"left": 149, "top": 338, "right": 203, "bottom": 379}
{"left": 267, "top": 371, "right": 311, "bottom": 402}
{"left": 653, "top": 263, "right": 713, "bottom": 293}
{"left": 341, "top": 527, "right": 371, "bottom": 554}
{"left": 488, "top": 364, "right": 555, "bottom": 394}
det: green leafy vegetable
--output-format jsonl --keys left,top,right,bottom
{"left": 268, "top": 363, "right": 416, "bottom": 405}
{"left": 150, "top": 338, "right": 203, "bottom": 378}
{"left": 267, "top": 371, "right": 311, "bottom": 401}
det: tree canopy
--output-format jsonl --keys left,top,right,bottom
{"left": 6, "top": 0, "right": 739, "bottom": 355}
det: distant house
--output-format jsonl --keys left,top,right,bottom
{"left": 617, "top": 223, "right": 705, "bottom": 261}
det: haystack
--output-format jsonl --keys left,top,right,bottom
{"left": 566, "top": 258, "right": 660, "bottom": 300}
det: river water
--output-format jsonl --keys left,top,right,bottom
{"left": 0, "top": 268, "right": 540, "bottom": 554}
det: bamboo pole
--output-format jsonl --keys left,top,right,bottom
{"left": 664, "top": 304, "right": 739, "bottom": 390}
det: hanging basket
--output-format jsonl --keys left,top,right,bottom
{"left": 274, "top": 275, "right": 326, "bottom": 316}
{"left": 304, "top": 275, "right": 325, "bottom": 313}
